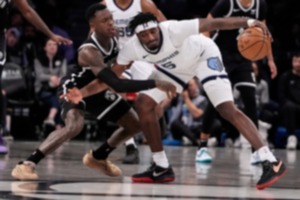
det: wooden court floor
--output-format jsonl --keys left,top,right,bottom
{"left": 0, "top": 141, "right": 299, "bottom": 200}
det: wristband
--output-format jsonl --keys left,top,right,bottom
{"left": 247, "top": 19, "right": 255, "bottom": 27}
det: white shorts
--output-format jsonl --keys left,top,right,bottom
{"left": 140, "top": 42, "right": 234, "bottom": 107}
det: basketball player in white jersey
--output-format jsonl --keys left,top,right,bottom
{"left": 64, "top": 13, "right": 286, "bottom": 188}
{"left": 103, "top": 0, "right": 167, "bottom": 164}
{"left": 115, "top": 13, "right": 286, "bottom": 189}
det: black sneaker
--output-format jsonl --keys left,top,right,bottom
{"left": 132, "top": 163, "right": 175, "bottom": 183}
{"left": 122, "top": 144, "right": 139, "bottom": 164}
{"left": 256, "top": 159, "right": 287, "bottom": 190}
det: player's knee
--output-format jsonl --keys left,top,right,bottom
{"left": 216, "top": 101, "right": 239, "bottom": 121}
{"left": 64, "top": 121, "right": 84, "bottom": 138}
{"left": 135, "top": 94, "right": 156, "bottom": 114}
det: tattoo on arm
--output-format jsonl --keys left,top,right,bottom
{"left": 78, "top": 46, "right": 107, "bottom": 75}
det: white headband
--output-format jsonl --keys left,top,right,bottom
{"left": 135, "top": 21, "right": 158, "bottom": 34}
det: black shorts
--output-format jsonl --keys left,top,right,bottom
{"left": 223, "top": 54, "right": 254, "bottom": 87}
{"left": 60, "top": 90, "right": 131, "bottom": 123}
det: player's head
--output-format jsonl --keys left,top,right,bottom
{"left": 85, "top": 3, "right": 116, "bottom": 37}
{"left": 129, "top": 12, "right": 160, "bottom": 50}
{"left": 292, "top": 51, "right": 300, "bottom": 73}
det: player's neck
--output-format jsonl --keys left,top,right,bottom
{"left": 94, "top": 34, "right": 112, "bottom": 51}
{"left": 115, "top": 0, "right": 132, "bottom": 8}
{"left": 239, "top": 0, "right": 253, "bottom": 9}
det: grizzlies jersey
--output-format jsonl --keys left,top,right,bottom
{"left": 60, "top": 32, "right": 118, "bottom": 93}
{"left": 211, "top": 0, "right": 267, "bottom": 55}
{"left": 106, "top": 0, "right": 142, "bottom": 48}
{"left": 118, "top": 20, "right": 227, "bottom": 85}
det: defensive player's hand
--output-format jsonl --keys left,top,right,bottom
{"left": 59, "top": 88, "right": 83, "bottom": 104}
{"left": 50, "top": 34, "right": 73, "bottom": 45}
{"left": 155, "top": 80, "right": 177, "bottom": 99}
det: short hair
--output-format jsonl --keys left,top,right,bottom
{"left": 128, "top": 12, "right": 158, "bottom": 33}
{"left": 85, "top": 3, "right": 107, "bottom": 22}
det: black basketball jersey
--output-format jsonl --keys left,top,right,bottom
{"left": 60, "top": 33, "right": 119, "bottom": 91}
{"left": 210, "top": 0, "right": 267, "bottom": 56}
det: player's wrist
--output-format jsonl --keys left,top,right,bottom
{"left": 247, "top": 19, "right": 255, "bottom": 27}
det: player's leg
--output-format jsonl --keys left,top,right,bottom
{"left": 83, "top": 96, "right": 140, "bottom": 176}
{"left": 229, "top": 64, "right": 258, "bottom": 150}
{"left": 11, "top": 102, "right": 85, "bottom": 180}
{"left": 121, "top": 61, "right": 155, "bottom": 164}
{"left": 133, "top": 90, "right": 175, "bottom": 183}
{"left": 195, "top": 101, "right": 215, "bottom": 163}
{"left": 197, "top": 47, "right": 286, "bottom": 190}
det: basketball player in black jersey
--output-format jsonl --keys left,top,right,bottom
{"left": 0, "top": 0, "right": 72, "bottom": 154}
{"left": 196, "top": 0, "right": 277, "bottom": 164}
{"left": 11, "top": 3, "right": 176, "bottom": 180}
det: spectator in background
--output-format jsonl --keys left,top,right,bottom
{"left": 6, "top": 27, "right": 22, "bottom": 65}
{"left": 0, "top": 0, "right": 72, "bottom": 154}
{"left": 34, "top": 38, "right": 67, "bottom": 129}
{"left": 278, "top": 51, "right": 300, "bottom": 150}
{"left": 167, "top": 78, "right": 207, "bottom": 146}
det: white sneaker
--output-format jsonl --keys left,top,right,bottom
{"left": 250, "top": 151, "right": 261, "bottom": 165}
{"left": 287, "top": 135, "right": 298, "bottom": 150}
{"left": 195, "top": 148, "right": 212, "bottom": 163}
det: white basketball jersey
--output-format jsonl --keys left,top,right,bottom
{"left": 118, "top": 20, "right": 226, "bottom": 82}
{"left": 106, "top": 0, "right": 142, "bottom": 48}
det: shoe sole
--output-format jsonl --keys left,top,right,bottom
{"left": 131, "top": 177, "right": 175, "bottom": 183}
{"left": 196, "top": 159, "right": 212, "bottom": 163}
{"left": 256, "top": 169, "right": 287, "bottom": 190}
{"left": 11, "top": 171, "right": 38, "bottom": 181}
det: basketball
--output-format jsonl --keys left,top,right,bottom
{"left": 237, "top": 27, "right": 271, "bottom": 61}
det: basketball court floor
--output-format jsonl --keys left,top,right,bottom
{"left": 0, "top": 141, "right": 299, "bottom": 200}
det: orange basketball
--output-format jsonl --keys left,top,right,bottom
{"left": 237, "top": 27, "right": 271, "bottom": 61}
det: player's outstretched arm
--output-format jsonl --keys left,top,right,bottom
{"left": 77, "top": 47, "right": 176, "bottom": 97}
{"left": 14, "top": 0, "right": 72, "bottom": 45}
{"left": 199, "top": 17, "right": 269, "bottom": 35}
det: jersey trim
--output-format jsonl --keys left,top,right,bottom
{"left": 236, "top": 0, "right": 255, "bottom": 12}
{"left": 201, "top": 74, "right": 228, "bottom": 85}
{"left": 154, "top": 64, "right": 187, "bottom": 88}
{"left": 112, "top": 0, "right": 134, "bottom": 11}
{"left": 97, "top": 94, "right": 122, "bottom": 120}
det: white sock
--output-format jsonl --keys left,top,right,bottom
{"left": 153, "top": 151, "right": 169, "bottom": 168}
{"left": 257, "top": 146, "right": 277, "bottom": 162}
{"left": 125, "top": 138, "right": 136, "bottom": 148}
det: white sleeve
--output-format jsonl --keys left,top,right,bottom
{"left": 117, "top": 41, "right": 137, "bottom": 65}
{"left": 167, "top": 19, "right": 199, "bottom": 47}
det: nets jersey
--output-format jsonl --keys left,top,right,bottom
{"left": 118, "top": 20, "right": 226, "bottom": 83}
{"left": 211, "top": 0, "right": 267, "bottom": 55}
{"left": 106, "top": 0, "right": 142, "bottom": 48}
{"left": 60, "top": 33, "right": 118, "bottom": 92}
